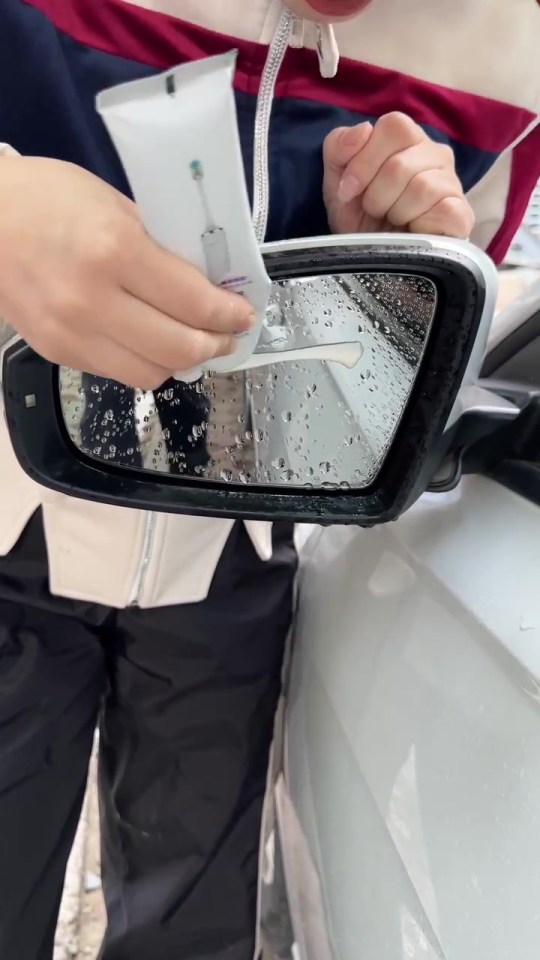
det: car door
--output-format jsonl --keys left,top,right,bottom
{"left": 279, "top": 277, "right": 540, "bottom": 960}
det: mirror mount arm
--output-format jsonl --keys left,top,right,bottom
{"left": 462, "top": 393, "right": 540, "bottom": 477}
{"left": 428, "top": 385, "right": 520, "bottom": 493}
{"left": 427, "top": 388, "right": 540, "bottom": 494}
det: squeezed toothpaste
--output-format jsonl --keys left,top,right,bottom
{"left": 97, "top": 51, "right": 271, "bottom": 381}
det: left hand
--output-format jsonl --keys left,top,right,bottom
{"left": 323, "top": 112, "right": 475, "bottom": 238}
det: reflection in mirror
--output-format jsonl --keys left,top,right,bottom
{"left": 60, "top": 272, "right": 437, "bottom": 489}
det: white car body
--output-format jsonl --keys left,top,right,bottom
{"left": 272, "top": 272, "right": 540, "bottom": 960}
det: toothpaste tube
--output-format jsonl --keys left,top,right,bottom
{"left": 96, "top": 52, "right": 271, "bottom": 381}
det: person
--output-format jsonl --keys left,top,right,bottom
{"left": 0, "top": 1, "right": 538, "bottom": 958}
{"left": 78, "top": 373, "right": 211, "bottom": 475}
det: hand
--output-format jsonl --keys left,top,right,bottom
{"left": 323, "top": 112, "right": 475, "bottom": 238}
{"left": 0, "top": 157, "right": 253, "bottom": 389}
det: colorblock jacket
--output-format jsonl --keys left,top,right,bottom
{"left": 0, "top": 0, "right": 539, "bottom": 607}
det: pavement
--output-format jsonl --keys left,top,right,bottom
{"left": 54, "top": 746, "right": 105, "bottom": 959}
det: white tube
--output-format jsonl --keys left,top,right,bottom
{"left": 97, "top": 52, "right": 271, "bottom": 381}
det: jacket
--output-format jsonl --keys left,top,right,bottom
{"left": 0, "top": 0, "right": 539, "bottom": 607}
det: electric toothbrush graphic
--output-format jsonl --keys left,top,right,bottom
{"left": 190, "top": 159, "right": 231, "bottom": 285}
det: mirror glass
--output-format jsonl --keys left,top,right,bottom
{"left": 59, "top": 272, "right": 437, "bottom": 489}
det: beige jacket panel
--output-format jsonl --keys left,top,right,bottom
{"left": 0, "top": 391, "right": 273, "bottom": 607}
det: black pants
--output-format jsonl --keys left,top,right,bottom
{"left": 0, "top": 512, "right": 296, "bottom": 960}
{"left": 80, "top": 374, "right": 211, "bottom": 475}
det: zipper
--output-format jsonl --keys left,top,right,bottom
{"left": 130, "top": 389, "right": 158, "bottom": 606}
{"left": 130, "top": 511, "right": 156, "bottom": 606}
{"left": 252, "top": 12, "right": 339, "bottom": 240}
{"left": 130, "top": 8, "right": 295, "bottom": 607}
{"left": 252, "top": 7, "right": 294, "bottom": 243}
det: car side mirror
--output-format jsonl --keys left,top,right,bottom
{"left": 2, "top": 234, "right": 497, "bottom": 525}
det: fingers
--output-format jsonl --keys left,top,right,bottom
{"left": 31, "top": 282, "right": 237, "bottom": 388}
{"left": 0, "top": 156, "right": 255, "bottom": 389}
{"left": 364, "top": 146, "right": 472, "bottom": 236}
{"left": 360, "top": 140, "right": 454, "bottom": 220}
{"left": 409, "top": 196, "right": 475, "bottom": 238}
{"left": 46, "top": 331, "right": 172, "bottom": 391}
{"left": 387, "top": 168, "right": 469, "bottom": 232}
{"left": 337, "top": 113, "right": 428, "bottom": 202}
{"left": 322, "top": 122, "right": 373, "bottom": 202}
{"left": 323, "top": 122, "right": 374, "bottom": 174}
{"left": 323, "top": 111, "right": 474, "bottom": 238}
{"left": 124, "top": 228, "right": 255, "bottom": 335}
{"left": 106, "top": 288, "right": 236, "bottom": 372}
{"left": 85, "top": 334, "right": 172, "bottom": 389}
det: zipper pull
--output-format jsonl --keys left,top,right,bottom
{"left": 316, "top": 23, "right": 340, "bottom": 78}
{"left": 288, "top": 18, "right": 339, "bottom": 79}
{"left": 290, "top": 17, "right": 305, "bottom": 48}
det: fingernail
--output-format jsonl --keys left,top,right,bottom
{"left": 236, "top": 310, "right": 256, "bottom": 332}
{"left": 340, "top": 126, "right": 360, "bottom": 148}
{"left": 338, "top": 174, "right": 361, "bottom": 203}
{"left": 230, "top": 295, "right": 255, "bottom": 330}
{"left": 340, "top": 122, "right": 372, "bottom": 149}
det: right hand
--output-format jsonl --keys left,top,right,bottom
{"left": 0, "top": 157, "right": 254, "bottom": 389}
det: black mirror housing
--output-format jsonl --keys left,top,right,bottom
{"left": 2, "top": 235, "right": 497, "bottom": 525}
